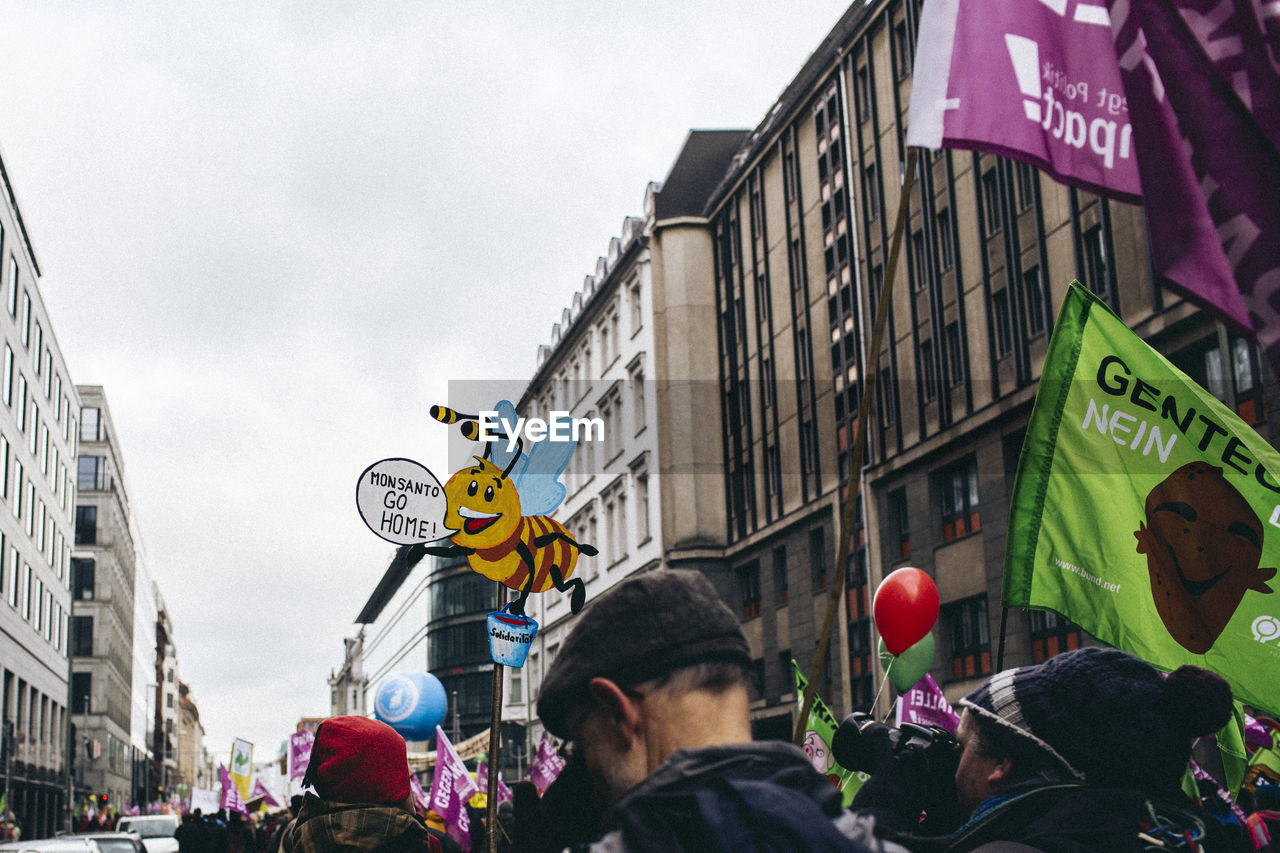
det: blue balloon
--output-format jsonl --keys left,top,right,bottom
{"left": 374, "top": 673, "right": 447, "bottom": 741}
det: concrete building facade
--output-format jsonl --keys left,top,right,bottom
{"left": 0, "top": 150, "right": 83, "bottom": 838}
{"left": 70, "top": 387, "right": 138, "bottom": 809}
{"left": 505, "top": 213, "right": 665, "bottom": 757}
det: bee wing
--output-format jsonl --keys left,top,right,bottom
{"left": 486, "top": 400, "right": 529, "bottom": 480}
{"left": 513, "top": 410, "right": 576, "bottom": 516}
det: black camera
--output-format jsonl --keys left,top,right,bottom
{"left": 832, "top": 712, "right": 961, "bottom": 778}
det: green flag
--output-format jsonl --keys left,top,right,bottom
{"left": 791, "top": 659, "right": 867, "bottom": 804}
{"left": 1005, "top": 282, "right": 1279, "bottom": 716}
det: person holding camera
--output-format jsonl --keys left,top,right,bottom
{"left": 526, "top": 569, "right": 910, "bottom": 852}
{"left": 847, "top": 646, "right": 1249, "bottom": 852}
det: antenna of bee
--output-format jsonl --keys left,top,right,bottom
{"left": 430, "top": 402, "right": 524, "bottom": 470}
{"left": 429, "top": 405, "right": 477, "bottom": 425}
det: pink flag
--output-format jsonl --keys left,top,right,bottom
{"left": 288, "top": 730, "right": 314, "bottom": 782}
{"left": 895, "top": 674, "right": 961, "bottom": 733}
{"left": 428, "top": 727, "right": 477, "bottom": 852}
{"left": 1110, "top": 0, "right": 1280, "bottom": 372}
{"left": 250, "top": 778, "right": 281, "bottom": 808}
{"left": 410, "top": 772, "right": 431, "bottom": 814}
{"left": 908, "top": 0, "right": 1140, "bottom": 200}
{"left": 475, "top": 762, "right": 513, "bottom": 805}
{"left": 528, "top": 732, "right": 565, "bottom": 794}
{"left": 218, "top": 764, "right": 249, "bottom": 815}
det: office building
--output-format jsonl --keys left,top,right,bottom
{"left": 70, "top": 387, "right": 138, "bottom": 809}
{"left": 0, "top": 148, "right": 82, "bottom": 838}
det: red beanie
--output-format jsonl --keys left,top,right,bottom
{"left": 303, "top": 716, "right": 411, "bottom": 804}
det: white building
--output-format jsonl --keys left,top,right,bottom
{"left": 503, "top": 208, "right": 663, "bottom": 751}
{"left": 0, "top": 148, "right": 83, "bottom": 838}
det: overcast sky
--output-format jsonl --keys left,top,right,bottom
{"left": 0, "top": 2, "right": 850, "bottom": 764}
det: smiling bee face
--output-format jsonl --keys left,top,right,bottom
{"left": 1135, "top": 462, "right": 1276, "bottom": 653}
{"left": 443, "top": 456, "right": 522, "bottom": 549}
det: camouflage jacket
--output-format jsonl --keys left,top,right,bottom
{"left": 291, "top": 795, "right": 440, "bottom": 853}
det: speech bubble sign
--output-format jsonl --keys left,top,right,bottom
{"left": 356, "top": 457, "right": 451, "bottom": 544}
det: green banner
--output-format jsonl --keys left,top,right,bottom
{"left": 1005, "top": 282, "right": 1280, "bottom": 717}
{"left": 791, "top": 660, "right": 868, "bottom": 804}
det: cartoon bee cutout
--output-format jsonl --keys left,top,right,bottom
{"left": 424, "top": 400, "right": 596, "bottom": 614}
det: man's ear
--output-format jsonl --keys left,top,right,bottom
{"left": 987, "top": 756, "right": 1015, "bottom": 786}
{"left": 587, "top": 677, "right": 643, "bottom": 742}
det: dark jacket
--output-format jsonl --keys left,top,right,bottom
{"left": 578, "top": 741, "right": 907, "bottom": 853}
{"left": 896, "top": 783, "right": 1248, "bottom": 853}
{"left": 290, "top": 794, "right": 441, "bottom": 853}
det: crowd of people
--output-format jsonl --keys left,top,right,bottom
{"left": 63, "top": 570, "right": 1278, "bottom": 852}
{"left": 268, "top": 570, "right": 1274, "bottom": 852}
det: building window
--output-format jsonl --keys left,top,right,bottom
{"left": 1015, "top": 161, "right": 1037, "bottom": 210}
{"left": 878, "top": 367, "right": 896, "bottom": 427}
{"left": 938, "top": 456, "right": 981, "bottom": 542}
{"left": 864, "top": 165, "right": 880, "bottom": 220}
{"left": 630, "top": 364, "right": 646, "bottom": 434}
{"left": 1082, "top": 225, "right": 1110, "bottom": 301}
{"left": 80, "top": 408, "right": 102, "bottom": 445}
{"left": 72, "top": 557, "right": 95, "bottom": 600}
{"left": 738, "top": 561, "right": 762, "bottom": 620}
{"left": 911, "top": 230, "right": 927, "bottom": 291}
{"left": 947, "top": 595, "right": 993, "bottom": 679}
{"left": 21, "top": 291, "right": 30, "bottom": 348}
{"left": 856, "top": 65, "right": 871, "bottom": 123}
{"left": 920, "top": 339, "right": 937, "bottom": 402}
{"left": 6, "top": 259, "right": 16, "bottom": 316}
{"left": 72, "top": 673, "right": 91, "bottom": 714}
{"left": 2, "top": 345, "right": 10, "bottom": 407}
{"left": 893, "top": 20, "right": 913, "bottom": 80}
{"left": 634, "top": 470, "right": 650, "bottom": 543}
{"left": 629, "top": 280, "right": 643, "bottom": 334}
{"left": 946, "top": 322, "right": 964, "bottom": 387}
{"left": 21, "top": 562, "right": 30, "bottom": 619}
{"left": 936, "top": 208, "right": 955, "bottom": 270}
{"left": 75, "top": 505, "right": 97, "bottom": 546}
{"left": 1231, "top": 336, "right": 1266, "bottom": 425}
{"left": 11, "top": 461, "right": 21, "bottom": 520}
{"left": 773, "top": 546, "right": 788, "bottom": 606}
{"left": 982, "top": 169, "right": 1002, "bottom": 233}
{"left": 71, "top": 615, "right": 93, "bottom": 656}
{"left": 6, "top": 546, "right": 16, "bottom": 608}
{"left": 993, "top": 289, "right": 1014, "bottom": 357}
{"left": 890, "top": 488, "right": 910, "bottom": 560}
{"left": 1028, "top": 610, "right": 1081, "bottom": 663}
{"left": 78, "top": 456, "right": 107, "bottom": 491}
{"left": 17, "top": 375, "right": 26, "bottom": 434}
{"left": 810, "top": 528, "right": 827, "bottom": 592}
{"left": 1022, "top": 265, "right": 1046, "bottom": 336}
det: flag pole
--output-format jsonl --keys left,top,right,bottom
{"left": 795, "top": 147, "right": 919, "bottom": 744}
{"left": 487, "top": 583, "right": 504, "bottom": 853}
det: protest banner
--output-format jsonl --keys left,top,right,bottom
{"left": 1005, "top": 281, "right": 1279, "bottom": 717}
{"left": 792, "top": 659, "right": 868, "bottom": 804}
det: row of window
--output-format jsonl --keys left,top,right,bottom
{"left": 550, "top": 282, "right": 645, "bottom": 412}
{"left": 1, "top": 666, "right": 67, "bottom": 761}
{"left": 0, "top": 529, "right": 68, "bottom": 652}
{"left": 563, "top": 465, "right": 652, "bottom": 582}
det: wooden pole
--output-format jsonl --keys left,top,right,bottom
{"left": 795, "top": 147, "right": 919, "bottom": 745}
{"left": 487, "top": 659, "right": 503, "bottom": 853}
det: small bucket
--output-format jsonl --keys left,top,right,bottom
{"left": 487, "top": 604, "right": 539, "bottom": 667}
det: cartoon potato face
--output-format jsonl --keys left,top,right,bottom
{"left": 1134, "top": 462, "right": 1276, "bottom": 653}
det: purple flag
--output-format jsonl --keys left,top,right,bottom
{"left": 895, "top": 674, "right": 961, "bottom": 733}
{"left": 909, "top": 0, "right": 1141, "bottom": 200}
{"left": 249, "top": 778, "right": 281, "bottom": 808}
{"left": 288, "top": 730, "right": 314, "bottom": 782}
{"left": 1191, "top": 759, "right": 1249, "bottom": 825}
{"left": 428, "top": 727, "right": 477, "bottom": 852}
{"left": 475, "top": 762, "right": 513, "bottom": 805}
{"left": 528, "top": 732, "right": 565, "bottom": 794}
{"left": 1109, "top": 0, "right": 1280, "bottom": 371}
{"left": 218, "top": 764, "right": 249, "bottom": 816}
{"left": 409, "top": 772, "right": 431, "bottom": 814}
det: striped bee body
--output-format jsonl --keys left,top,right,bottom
{"left": 470, "top": 515, "right": 578, "bottom": 593}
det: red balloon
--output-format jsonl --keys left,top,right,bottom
{"left": 873, "top": 567, "right": 940, "bottom": 655}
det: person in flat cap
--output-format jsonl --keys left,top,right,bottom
{"left": 527, "top": 569, "right": 899, "bottom": 853}
{"left": 291, "top": 716, "right": 442, "bottom": 853}
{"left": 853, "top": 646, "right": 1251, "bottom": 852}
